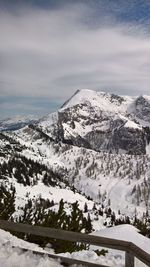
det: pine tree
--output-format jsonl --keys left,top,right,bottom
{"left": 0, "top": 185, "right": 15, "bottom": 220}
{"left": 92, "top": 203, "right": 96, "bottom": 210}
{"left": 84, "top": 202, "right": 88, "bottom": 213}
{"left": 85, "top": 213, "right": 92, "bottom": 233}
{"left": 69, "top": 201, "right": 83, "bottom": 232}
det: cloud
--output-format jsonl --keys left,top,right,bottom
{"left": 0, "top": 2, "right": 150, "bottom": 118}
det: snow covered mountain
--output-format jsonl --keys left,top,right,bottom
{"left": 36, "top": 89, "right": 150, "bottom": 155}
{"left": 0, "top": 89, "right": 150, "bottom": 253}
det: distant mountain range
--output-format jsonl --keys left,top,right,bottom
{"left": 0, "top": 115, "right": 38, "bottom": 131}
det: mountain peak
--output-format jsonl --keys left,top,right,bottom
{"left": 60, "top": 89, "right": 133, "bottom": 113}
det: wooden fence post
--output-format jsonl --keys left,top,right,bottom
{"left": 125, "top": 251, "right": 134, "bottom": 267}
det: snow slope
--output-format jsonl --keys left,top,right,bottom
{"left": 92, "top": 224, "right": 150, "bottom": 254}
{"left": 91, "top": 225, "right": 150, "bottom": 267}
{"left": 4, "top": 128, "right": 150, "bottom": 219}
{"left": 61, "top": 89, "right": 133, "bottom": 113}
{"left": 0, "top": 229, "right": 62, "bottom": 267}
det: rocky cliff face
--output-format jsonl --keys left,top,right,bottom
{"left": 134, "top": 96, "right": 150, "bottom": 123}
{"left": 84, "top": 125, "right": 146, "bottom": 154}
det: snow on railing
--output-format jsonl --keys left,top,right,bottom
{"left": 0, "top": 220, "right": 149, "bottom": 267}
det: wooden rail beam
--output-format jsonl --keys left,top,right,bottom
{"left": 130, "top": 243, "right": 150, "bottom": 267}
{"left": 0, "top": 220, "right": 130, "bottom": 251}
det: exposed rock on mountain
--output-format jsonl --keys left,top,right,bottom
{"left": 36, "top": 89, "right": 150, "bottom": 155}
{"left": 134, "top": 95, "right": 150, "bottom": 123}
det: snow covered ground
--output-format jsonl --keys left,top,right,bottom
{"left": 0, "top": 229, "right": 62, "bottom": 267}
{"left": 0, "top": 245, "right": 63, "bottom": 267}
{"left": 92, "top": 224, "right": 150, "bottom": 254}
{"left": 0, "top": 225, "right": 149, "bottom": 267}
{"left": 60, "top": 225, "right": 150, "bottom": 267}
{"left": 91, "top": 225, "right": 150, "bottom": 267}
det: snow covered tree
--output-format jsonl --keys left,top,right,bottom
{"left": 0, "top": 185, "right": 15, "bottom": 220}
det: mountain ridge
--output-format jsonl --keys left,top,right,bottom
{"left": 0, "top": 115, "right": 39, "bottom": 132}
{"left": 34, "top": 89, "right": 150, "bottom": 155}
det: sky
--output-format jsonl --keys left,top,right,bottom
{"left": 0, "top": 0, "right": 150, "bottom": 119}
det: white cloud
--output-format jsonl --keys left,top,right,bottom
{"left": 0, "top": 3, "right": 150, "bottom": 103}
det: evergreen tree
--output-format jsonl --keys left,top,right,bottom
{"left": 85, "top": 213, "right": 92, "bottom": 233}
{"left": 84, "top": 202, "right": 88, "bottom": 213}
{"left": 0, "top": 185, "right": 15, "bottom": 220}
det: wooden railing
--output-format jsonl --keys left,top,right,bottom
{"left": 0, "top": 220, "right": 149, "bottom": 267}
